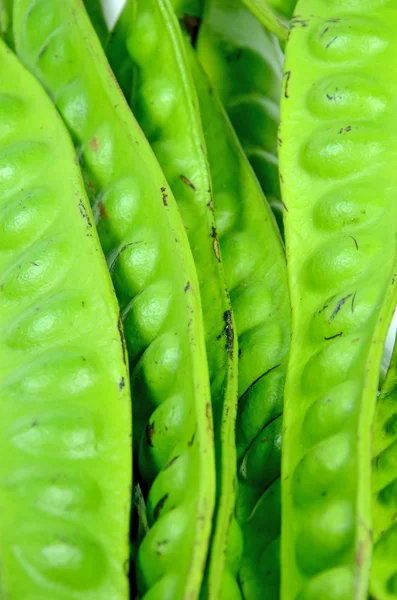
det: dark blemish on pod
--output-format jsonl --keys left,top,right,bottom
{"left": 184, "top": 281, "right": 191, "bottom": 292}
{"left": 324, "top": 332, "right": 343, "bottom": 341}
{"left": 188, "top": 431, "right": 196, "bottom": 447}
{"left": 180, "top": 15, "right": 201, "bottom": 46}
{"left": 281, "top": 199, "right": 289, "bottom": 212}
{"left": 240, "top": 364, "right": 281, "bottom": 402}
{"left": 326, "top": 36, "right": 338, "bottom": 48}
{"left": 164, "top": 455, "right": 179, "bottom": 470}
{"left": 206, "top": 199, "right": 214, "bottom": 211}
{"left": 278, "top": 138, "right": 283, "bottom": 146}
{"left": 153, "top": 494, "right": 168, "bottom": 521}
{"left": 90, "top": 137, "right": 99, "bottom": 152}
{"left": 280, "top": 173, "right": 284, "bottom": 184}
{"left": 78, "top": 199, "right": 92, "bottom": 229}
{"left": 329, "top": 294, "right": 353, "bottom": 322}
{"left": 320, "top": 26, "right": 329, "bottom": 38}
{"left": 224, "top": 310, "right": 234, "bottom": 358}
{"left": 31, "top": 262, "right": 39, "bottom": 267}
{"left": 31, "top": 418, "right": 39, "bottom": 428}
{"left": 146, "top": 422, "right": 155, "bottom": 447}
{"left": 211, "top": 226, "right": 221, "bottom": 262}
{"left": 117, "top": 316, "right": 127, "bottom": 365}
{"left": 156, "top": 539, "right": 168, "bottom": 555}
{"left": 98, "top": 201, "right": 108, "bottom": 219}
{"left": 180, "top": 175, "right": 195, "bottom": 190}
{"left": 161, "top": 186, "right": 168, "bottom": 206}
{"left": 326, "top": 18, "right": 341, "bottom": 23}
{"left": 291, "top": 17, "right": 310, "bottom": 28}
{"left": 261, "top": 437, "right": 270, "bottom": 444}
{"left": 349, "top": 235, "right": 359, "bottom": 250}
{"left": 119, "top": 377, "right": 125, "bottom": 391}
{"left": 284, "top": 71, "right": 291, "bottom": 99}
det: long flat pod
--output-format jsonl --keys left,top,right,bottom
{"left": 189, "top": 47, "right": 290, "bottom": 599}
{"left": 196, "top": 0, "right": 284, "bottom": 232}
{"left": 371, "top": 338, "right": 397, "bottom": 599}
{"left": 0, "top": 39, "right": 131, "bottom": 598}
{"left": 240, "top": 0, "right": 294, "bottom": 42}
{"left": 109, "top": 1, "right": 238, "bottom": 597}
{"left": 279, "top": 1, "right": 397, "bottom": 598}
{"left": 12, "top": 1, "right": 216, "bottom": 598}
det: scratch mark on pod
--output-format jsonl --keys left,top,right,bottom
{"left": 348, "top": 235, "right": 359, "bottom": 250}
{"left": 240, "top": 364, "right": 281, "bottom": 402}
{"left": 329, "top": 294, "right": 353, "bottom": 322}
{"left": 184, "top": 281, "right": 191, "bottom": 292}
{"left": 211, "top": 226, "right": 221, "bottom": 261}
{"left": 351, "top": 292, "right": 357, "bottom": 313}
{"left": 153, "top": 494, "right": 169, "bottom": 521}
{"left": 78, "top": 199, "right": 92, "bottom": 229}
{"left": 180, "top": 174, "right": 196, "bottom": 190}
{"left": 326, "top": 36, "right": 338, "bottom": 49}
{"left": 284, "top": 71, "right": 291, "bottom": 99}
{"left": 164, "top": 455, "right": 179, "bottom": 470}
{"left": 119, "top": 377, "right": 125, "bottom": 391}
{"left": 324, "top": 332, "right": 343, "bottom": 341}
{"left": 223, "top": 310, "right": 234, "bottom": 358}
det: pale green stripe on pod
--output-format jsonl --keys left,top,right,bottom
{"left": 279, "top": 1, "right": 397, "bottom": 599}
{"left": 0, "top": 38, "right": 131, "bottom": 598}
{"left": 13, "top": 1, "right": 216, "bottom": 598}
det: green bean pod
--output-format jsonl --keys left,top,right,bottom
{"left": 13, "top": 1, "right": 216, "bottom": 598}
{"left": 108, "top": 1, "right": 238, "bottom": 597}
{"left": 371, "top": 338, "right": 397, "bottom": 599}
{"left": 240, "top": 0, "right": 295, "bottom": 42}
{"left": 0, "top": 38, "right": 131, "bottom": 598}
{"left": 197, "top": 0, "right": 284, "bottom": 232}
{"left": 279, "top": 1, "right": 397, "bottom": 598}
{"left": 188, "top": 45, "right": 290, "bottom": 599}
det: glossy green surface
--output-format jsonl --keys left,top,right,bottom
{"left": 371, "top": 338, "right": 397, "bottom": 599}
{"left": 13, "top": 1, "right": 216, "bottom": 598}
{"left": 0, "top": 38, "right": 131, "bottom": 598}
{"left": 109, "top": 1, "right": 238, "bottom": 597}
{"left": 190, "top": 46, "right": 290, "bottom": 600}
{"left": 197, "top": 0, "right": 284, "bottom": 232}
{"left": 279, "top": 1, "right": 397, "bottom": 598}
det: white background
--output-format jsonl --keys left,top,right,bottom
{"left": 101, "top": 0, "right": 126, "bottom": 29}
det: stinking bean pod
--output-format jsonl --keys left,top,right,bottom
{"left": 108, "top": 1, "right": 238, "bottom": 597}
{"left": 188, "top": 44, "right": 290, "bottom": 600}
{"left": 240, "top": 0, "right": 295, "bottom": 42}
{"left": 0, "top": 37, "right": 131, "bottom": 598}
{"left": 371, "top": 338, "right": 397, "bottom": 600}
{"left": 197, "top": 0, "right": 285, "bottom": 232}
{"left": 12, "top": 1, "right": 216, "bottom": 598}
{"left": 279, "top": 1, "right": 397, "bottom": 598}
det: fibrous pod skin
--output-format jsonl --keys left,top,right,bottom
{"left": 279, "top": 1, "right": 397, "bottom": 599}
{"left": 371, "top": 340, "right": 397, "bottom": 599}
{"left": 113, "top": 1, "right": 238, "bottom": 598}
{"left": 0, "top": 39, "right": 131, "bottom": 599}
{"left": 197, "top": 0, "right": 285, "bottom": 232}
{"left": 12, "top": 1, "right": 216, "bottom": 599}
{"left": 189, "top": 47, "right": 290, "bottom": 600}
